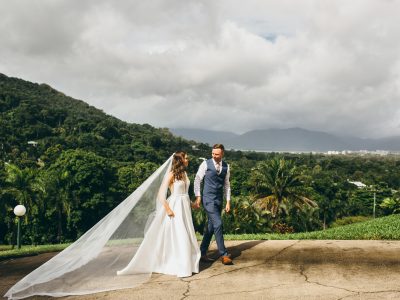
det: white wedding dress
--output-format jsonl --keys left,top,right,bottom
{"left": 5, "top": 156, "right": 200, "bottom": 299}
{"left": 117, "top": 176, "right": 200, "bottom": 278}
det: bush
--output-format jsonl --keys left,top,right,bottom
{"left": 222, "top": 196, "right": 271, "bottom": 234}
{"left": 330, "top": 216, "right": 371, "bottom": 228}
{"left": 272, "top": 222, "right": 294, "bottom": 234}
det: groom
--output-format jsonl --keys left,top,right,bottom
{"left": 194, "top": 144, "right": 233, "bottom": 265}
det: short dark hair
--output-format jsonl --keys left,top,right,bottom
{"left": 213, "top": 144, "right": 225, "bottom": 151}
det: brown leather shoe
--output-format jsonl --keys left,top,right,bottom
{"left": 200, "top": 255, "right": 215, "bottom": 263}
{"left": 221, "top": 255, "right": 233, "bottom": 265}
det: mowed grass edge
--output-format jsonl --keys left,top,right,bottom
{"left": 224, "top": 214, "right": 400, "bottom": 240}
{"left": 1, "top": 215, "right": 399, "bottom": 260}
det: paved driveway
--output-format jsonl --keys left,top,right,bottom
{"left": 2, "top": 240, "right": 400, "bottom": 299}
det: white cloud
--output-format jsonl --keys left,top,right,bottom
{"left": 1, "top": 0, "right": 400, "bottom": 138}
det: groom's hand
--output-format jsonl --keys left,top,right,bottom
{"left": 225, "top": 201, "right": 231, "bottom": 213}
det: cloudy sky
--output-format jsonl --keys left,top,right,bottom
{"left": 1, "top": 0, "right": 400, "bottom": 138}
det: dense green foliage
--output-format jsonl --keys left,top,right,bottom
{"left": 1, "top": 73, "right": 400, "bottom": 246}
{"left": 217, "top": 153, "right": 400, "bottom": 235}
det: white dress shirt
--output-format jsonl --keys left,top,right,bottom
{"left": 194, "top": 159, "right": 231, "bottom": 202}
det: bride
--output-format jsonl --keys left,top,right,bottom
{"left": 5, "top": 152, "right": 200, "bottom": 299}
{"left": 117, "top": 151, "right": 200, "bottom": 277}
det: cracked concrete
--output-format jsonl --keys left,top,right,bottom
{"left": 2, "top": 240, "right": 400, "bottom": 299}
{"left": 179, "top": 278, "right": 191, "bottom": 300}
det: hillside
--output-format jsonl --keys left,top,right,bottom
{"left": 0, "top": 73, "right": 206, "bottom": 166}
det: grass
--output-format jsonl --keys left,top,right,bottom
{"left": 2, "top": 215, "right": 399, "bottom": 260}
{"left": 224, "top": 214, "right": 400, "bottom": 240}
{"left": 0, "top": 244, "right": 70, "bottom": 260}
{"left": 0, "top": 245, "right": 12, "bottom": 251}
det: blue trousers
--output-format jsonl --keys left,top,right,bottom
{"left": 200, "top": 203, "right": 228, "bottom": 257}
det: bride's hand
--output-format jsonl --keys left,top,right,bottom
{"left": 167, "top": 209, "right": 175, "bottom": 218}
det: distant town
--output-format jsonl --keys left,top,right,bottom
{"left": 325, "top": 150, "right": 400, "bottom": 156}
{"left": 227, "top": 148, "right": 400, "bottom": 156}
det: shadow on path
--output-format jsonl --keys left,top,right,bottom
{"left": 199, "top": 240, "right": 265, "bottom": 272}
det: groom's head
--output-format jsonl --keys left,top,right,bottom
{"left": 212, "top": 144, "right": 225, "bottom": 163}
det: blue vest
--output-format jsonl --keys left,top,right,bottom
{"left": 203, "top": 159, "right": 228, "bottom": 207}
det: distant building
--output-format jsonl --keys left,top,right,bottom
{"left": 347, "top": 180, "right": 367, "bottom": 188}
{"left": 325, "top": 150, "right": 393, "bottom": 156}
{"left": 27, "top": 141, "right": 38, "bottom": 147}
{"left": 376, "top": 150, "right": 389, "bottom": 156}
{"left": 327, "top": 151, "right": 340, "bottom": 155}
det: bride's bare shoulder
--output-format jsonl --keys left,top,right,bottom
{"left": 167, "top": 171, "right": 174, "bottom": 184}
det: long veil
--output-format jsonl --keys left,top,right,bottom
{"left": 4, "top": 155, "right": 173, "bottom": 299}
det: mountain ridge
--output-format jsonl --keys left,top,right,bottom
{"left": 170, "top": 127, "right": 400, "bottom": 151}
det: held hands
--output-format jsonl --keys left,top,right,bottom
{"left": 225, "top": 201, "right": 231, "bottom": 213}
{"left": 191, "top": 197, "right": 230, "bottom": 213}
{"left": 192, "top": 197, "right": 201, "bottom": 210}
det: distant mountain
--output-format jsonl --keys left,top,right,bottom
{"left": 170, "top": 127, "right": 400, "bottom": 152}
{"left": 226, "top": 128, "right": 347, "bottom": 151}
{"left": 170, "top": 128, "right": 239, "bottom": 146}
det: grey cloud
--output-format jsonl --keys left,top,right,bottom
{"left": 1, "top": 1, "right": 400, "bottom": 138}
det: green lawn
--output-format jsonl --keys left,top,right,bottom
{"left": 0, "top": 245, "right": 12, "bottom": 251}
{"left": 2, "top": 214, "right": 399, "bottom": 260}
{"left": 0, "top": 244, "right": 70, "bottom": 260}
{"left": 224, "top": 214, "right": 400, "bottom": 240}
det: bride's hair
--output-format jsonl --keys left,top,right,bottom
{"left": 171, "top": 151, "right": 187, "bottom": 182}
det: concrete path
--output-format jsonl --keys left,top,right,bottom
{"left": 2, "top": 240, "right": 400, "bottom": 299}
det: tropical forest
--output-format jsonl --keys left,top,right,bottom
{"left": 1, "top": 73, "right": 400, "bottom": 248}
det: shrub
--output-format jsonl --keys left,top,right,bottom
{"left": 272, "top": 222, "right": 294, "bottom": 234}
{"left": 330, "top": 216, "right": 371, "bottom": 228}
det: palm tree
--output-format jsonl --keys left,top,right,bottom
{"left": 251, "top": 157, "right": 317, "bottom": 218}
{"left": 4, "top": 163, "right": 45, "bottom": 245}
{"left": 4, "top": 163, "right": 38, "bottom": 215}
{"left": 40, "top": 169, "right": 74, "bottom": 243}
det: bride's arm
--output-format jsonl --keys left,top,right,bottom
{"left": 160, "top": 172, "right": 175, "bottom": 217}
